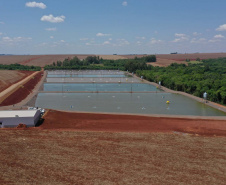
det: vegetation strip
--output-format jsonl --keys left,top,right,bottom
{"left": 137, "top": 58, "right": 226, "bottom": 105}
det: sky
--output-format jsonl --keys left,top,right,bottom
{"left": 1, "top": 0, "right": 226, "bottom": 55}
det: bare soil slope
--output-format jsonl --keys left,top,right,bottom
{"left": 0, "top": 70, "right": 34, "bottom": 92}
{"left": 0, "top": 71, "right": 43, "bottom": 106}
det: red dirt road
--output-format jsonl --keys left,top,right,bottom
{"left": 41, "top": 110, "right": 226, "bottom": 136}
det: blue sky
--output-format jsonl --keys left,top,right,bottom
{"left": 1, "top": 0, "right": 226, "bottom": 54}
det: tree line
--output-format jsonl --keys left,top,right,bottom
{"left": 136, "top": 58, "right": 226, "bottom": 105}
{"left": 0, "top": 63, "right": 41, "bottom": 71}
{"left": 44, "top": 55, "right": 156, "bottom": 71}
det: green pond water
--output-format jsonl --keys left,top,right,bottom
{"left": 47, "top": 74, "right": 127, "bottom": 78}
{"left": 46, "top": 77, "right": 141, "bottom": 83}
{"left": 43, "top": 83, "right": 159, "bottom": 92}
{"left": 35, "top": 93, "right": 226, "bottom": 116}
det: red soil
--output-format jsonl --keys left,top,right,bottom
{"left": 41, "top": 110, "right": 226, "bottom": 136}
{"left": 0, "top": 71, "right": 43, "bottom": 106}
{"left": 0, "top": 70, "right": 34, "bottom": 92}
{"left": 16, "top": 123, "right": 27, "bottom": 129}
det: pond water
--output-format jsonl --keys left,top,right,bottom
{"left": 35, "top": 93, "right": 226, "bottom": 116}
{"left": 46, "top": 77, "right": 141, "bottom": 83}
{"left": 43, "top": 83, "right": 160, "bottom": 92}
{"left": 47, "top": 74, "right": 128, "bottom": 78}
{"left": 47, "top": 70, "right": 125, "bottom": 75}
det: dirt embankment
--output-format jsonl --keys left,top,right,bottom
{"left": 0, "top": 70, "right": 34, "bottom": 92}
{"left": 0, "top": 71, "right": 43, "bottom": 106}
{"left": 40, "top": 110, "right": 226, "bottom": 137}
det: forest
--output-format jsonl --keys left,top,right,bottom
{"left": 44, "top": 55, "right": 155, "bottom": 71}
{"left": 0, "top": 63, "right": 41, "bottom": 71}
{"left": 136, "top": 58, "right": 226, "bottom": 105}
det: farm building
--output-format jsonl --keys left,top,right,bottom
{"left": 0, "top": 110, "right": 41, "bottom": 128}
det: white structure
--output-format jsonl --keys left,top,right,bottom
{"left": 0, "top": 110, "right": 41, "bottom": 128}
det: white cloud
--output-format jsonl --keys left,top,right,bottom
{"left": 85, "top": 43, "right": 92, "bottom": 46}
{"left": 209, "top": 39, "right": 220, "bottom": 43}
{"left": 0, "top": 22, "right": 4, "bottom": 24}
{"left": 46, "top": 27, "right": 57, "bottom": 31}
{"left": 150, "top": 38, "right": 163, "bottom": 44}
{"left": 117, "top": 39, "right": 130, "bottom": 46}
{"left": 122, "top": 1, "right": 128, "bottom": 6}
{"left": 208, "top": 34, "right": 225, "bottom": 43}
{"left": 136, "top": 41, "right": 142, "bottom": 45}
{"left": 109, "top": 38, "right": 112, "bottom": 41}
{"left": 96, "top": 33, "right": 112, "bottom": 37}
{"left": 193, "top": 32, "right": 201, "bottom": 36}
{"left": 80, "top": 38, "right": 89, "bottom": 41}
{"left": 214, "top": 34, "right": 225, "bottom": 39}
{"left": 1, "top": 36, "right": 32, "bottom": 45}
{"left": 60, "top": 40, "right": 65, "bottom": 43}
{"left": 136, "top": 37, "right": 146, "bottom": 40}
{"left": 50, "top": 36, "right": 54, "bottom": 39}
{"left": 103, "top": 41, "right": 110, "bottom": 45}
{"left": 0, "top": 32, "right": 2, "bottom": 35}
{"left": 216, "top": 24, "right": 226, "bottom": 31}
{"left": 26, "top": 1, "right": 46, "bottom": 9}
{"left": 175, "top": 33, "right": 186, "bottom": 37}
{"left": 41, "top": 15, "right": 65, "bottom": 23}
{"left": 2, "top": 37, "right": 13, "bottom": 42}
{"left": 172, "top": 33, "right": 189, "bottom": 42}
{"left": 190, "top": 38, "right": 207, "bottom": 43}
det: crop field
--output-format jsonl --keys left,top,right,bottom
{"left": 97, "top": 55, "right": 127, "bottom": 60}
{"left": 147, "top": 58, "right": 187, "bottom": 67}
{"left": 1, "top": 53, "right": 226, "bottom": 67}
{"left": 0, "top": 55, "right": 94, "bottom": 67}
{"left": 0, "top": 70, "right": 34, "bottom": 92}
{"left": 155, "top": 53, "right": 226, "bottom": 61}
{"left": 121, "top": 53, "right": 226, "bottom": 60}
